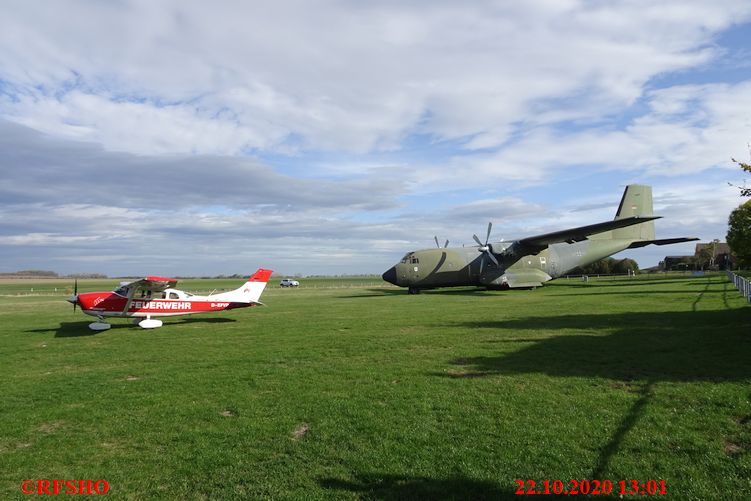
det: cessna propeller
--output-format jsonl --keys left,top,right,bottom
{"left": 68, "top": 279, "right": 78, "bottom": 312}
{"left": 472, "top": 222, "right": 499, "bottom": 272}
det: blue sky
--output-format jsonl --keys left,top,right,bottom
{"left": 1, "top": 0, "right": 750, "bottom": 277}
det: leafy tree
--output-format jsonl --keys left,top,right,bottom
{"left": 727, "top": 200, "right": 751, "bottom": 268}
{"left": 731, "top": 156, "right": 751, "bottom": 196}
{"left": 611, "top": 258, "right": 639, "bottom": 274}
{"left": 569, "top": 257, "right": 639, "bottom": 275}
{"left": 693, "top": 246, "right": 713, "bottom": 271}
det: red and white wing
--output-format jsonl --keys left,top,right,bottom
{"left": 118, "top": 276, "right": 178, "bottom": 314}
{"left": 129, "top": 276, "right": 179, "bottom": 292}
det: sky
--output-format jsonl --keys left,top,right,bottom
{"left": 1, "top": 0, "right": 750, "bottom": 277}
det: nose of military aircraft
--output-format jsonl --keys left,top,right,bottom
{"left": 382, "top": 266, "right": 397, "bottom": 286}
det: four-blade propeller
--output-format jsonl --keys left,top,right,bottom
{"left": 473, "top": 222, "right": 499, "bottom": 272}
{"left": 431, "top": 223, "right": 501, "bottom": 274}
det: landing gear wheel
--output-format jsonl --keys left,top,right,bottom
{"left": 408, "top": 287, "right": 420, "bottom": 295}
{"left": 138, "top": 315, "right": 163, "bottom": 329}
{"left": 89, "top": 317, "right": 111, "bottom": 331}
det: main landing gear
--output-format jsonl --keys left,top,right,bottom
{"left": 408, "top": 287, "right": 421, "bottom": 295}
{"left": 137, "top": 315, "right": 163, "bottom": 329}
{"left": 87, "top": 315, "right": 163, "bottom": 330}
{"left": 88, "top": 316, "right": 111, "bottom": 331}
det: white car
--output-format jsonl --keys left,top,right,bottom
{"left": 279, "top": 278, "right": 300, "bottom": 287}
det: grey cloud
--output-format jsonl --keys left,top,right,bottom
{"left": 0, "top": 120, "right": 403, "bottom": 211}
{"left": 446, "top": 198, "right": 547, "bottom": 223}
{"left": 0, "top": 120, "right": 416, "bottom": 275}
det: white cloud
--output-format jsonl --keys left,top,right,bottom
{"left": 1, "top": 1, "right": 750, "bottom": 275}
{"left": 401, "top": 80, "right": 751, "bottom": 193}
{"left": 2, "top": 1, "right": 750, "bottom": 157}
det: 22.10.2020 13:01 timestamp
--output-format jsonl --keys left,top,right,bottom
{"left": 514, "top": 479, "right": 667, "bottom": 496}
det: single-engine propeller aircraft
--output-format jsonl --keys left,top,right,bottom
{"left": 382, "top": 185, "right": 699, "bottom": 294}
{"left": 67, "top": 268, "right": 273, "bottom": 330}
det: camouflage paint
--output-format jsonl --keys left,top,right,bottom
{"left": 382, "top": 185, "right": 697, "bottom": 293}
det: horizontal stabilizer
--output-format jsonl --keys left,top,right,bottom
{"left": 627, "top": 237, "right": 700, "bottom": 249}
{"left": 517, "top": 216, "right": 661, "bottom": 253}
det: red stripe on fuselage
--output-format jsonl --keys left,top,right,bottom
{"left": 77, "top": 292, "right": 252, "bottom": 317}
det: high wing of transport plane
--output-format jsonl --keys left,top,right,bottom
{"left": 382, "top": 185, "right": 699, "bottom": 294}
{"left": 67, "top": 268, "right": 273, "bottom": 330}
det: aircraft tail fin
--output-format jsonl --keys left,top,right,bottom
{"left": 212, "top": 268, "right": 273, "bottom": 303}
{"left": 612, "top": 185, "right": 655, "bottom": 241}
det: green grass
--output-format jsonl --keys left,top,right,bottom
{"left": 0, "top": 274, "right": 749, "bottom": 499}
{"left": 0, "top": 275, "right": 386, "bottom": 297}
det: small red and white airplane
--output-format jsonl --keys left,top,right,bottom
{"left": 67, "top": 268, "right": 273, "bottom": 330}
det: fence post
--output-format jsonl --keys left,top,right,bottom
{"left": 727, "top": 271, "right": 751, "bottom": 302}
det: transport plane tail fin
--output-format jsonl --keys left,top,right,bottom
{"left": 612, "top": 184, "right": 655, "bottom": 241}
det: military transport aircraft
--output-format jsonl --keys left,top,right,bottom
{"left": 382, "top": 185, "right": 698, "bottom": 293}
{"left": 67, "top": 268, "right": 273, "bottom": 330}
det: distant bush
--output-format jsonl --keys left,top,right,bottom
{"left": 0, "top": 270, "right": 58, "bottom": 277}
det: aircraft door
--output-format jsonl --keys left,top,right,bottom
{"left": 469, "top": 255, "right": 483, "bottom": 284}
{"left": 547, "top": 248, "right": 560, "bottom": 278}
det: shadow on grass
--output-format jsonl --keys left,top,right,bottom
{"left": 590, "top": 379, "right": 655, "bottom": 480}
{"left": 546, "top": 288, "right": 726, "bottom": 297}
{"left": 25, "top": 321, "right": 130, "bottom": 337}
{"left": 439, "top": 309, "right": 751, "bottom": 382}
{"left": 174, "top": 317, "right": 236, "bottom": 325}
{"left": 549, "top": 277, "right": 714, "bottom": 287}
{"left": 27, "top": 316, "right": 237, "bottom": 337}
{"left": 340, "top": 276, "right": 720, "bottom": 298}
{"left": 339, "top": 287, "right": 507, "bottom": 298}
{"left": 547, "top": 279, "right": 727, "bottom": 306}
{"left": 337, "top": 288, "right": 409, "bottom": 298}
{"left": 320, "top": 473, "right": 516, "bottom": 500}
{"left": 439, "top": 304, "right": 749, "bottom": 481}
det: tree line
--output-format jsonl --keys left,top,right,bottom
{"left": 568, "top": 257, "right": 639, "bottom": 276}
{"left": 727, "top": 156, "right": 751, "bottom": 268}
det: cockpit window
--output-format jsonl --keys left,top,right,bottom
{"left": 113, "top": 286, "right": 129, "bottom": 296}
{"left": 400, "top": 252, "right": 420, "bottom": 264}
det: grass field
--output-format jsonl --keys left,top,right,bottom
{"left": 1, "top": 274, "right": 749, "bottom": 499}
